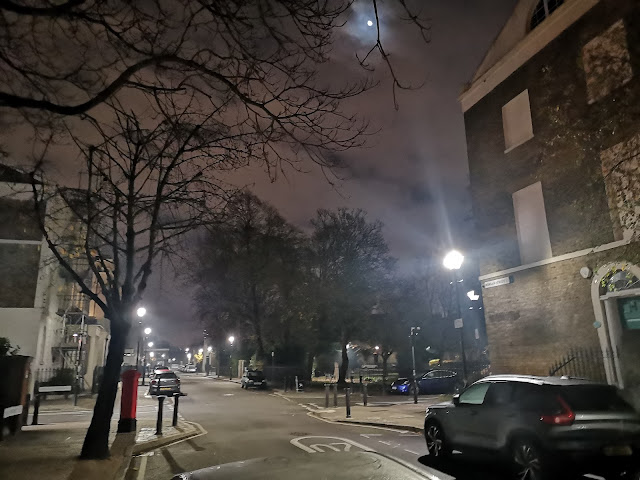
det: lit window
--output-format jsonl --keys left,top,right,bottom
{"left": 530, "top": 0, "right": 565, "bottom": 31}
{"left": 502, "top": 90, "right": 534, "bottom": 153}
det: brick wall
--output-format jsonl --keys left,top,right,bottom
{"left": 466, "top": 0, "right": 640, "bottom": 276}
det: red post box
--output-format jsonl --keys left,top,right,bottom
{"left": 118, "top": 369, "right": 141, "bottom": 433}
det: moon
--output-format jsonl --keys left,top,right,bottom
{"left": 367, "top": 20, "right": 373, "bottom": 27}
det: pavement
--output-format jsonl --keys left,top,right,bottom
{"left": 0, "top": 380, "right": 203, "bottom": 480}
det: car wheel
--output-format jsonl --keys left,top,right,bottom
{"left": 510, "top": 438, "right": 551, "bottom": 480}
{"left": 424, "top": 420, "right": 450, "bottom": 461}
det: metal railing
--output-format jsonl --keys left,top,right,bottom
{"left": 548, "top": 346, "right": 611, "bottom": 382}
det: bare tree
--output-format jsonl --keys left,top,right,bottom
{"left": 29, "top": 104, "right": 236, "bottom": 459}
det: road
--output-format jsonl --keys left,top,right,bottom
{"left": 126, "top": 375, "right": 521, "bottom": 480}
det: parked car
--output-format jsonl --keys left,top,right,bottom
{"left": 181, "top": 364, "right": 197, "bottom": 373}
{"left": 417, "top": 369, "right": 458, "bottom": 394}
{"left": 151, "top": 365, "right": 171, "bottom": 378}
{"left": 390, "top": 377, "right": 412, "bottom": 394}
{"left": 149, "top": 371, "right": 181, "bottom": 396}
{"left": 423, "top": 375, "right": 640, "bottom": 479}
{"left": 241, "top": 370, "right": 267, "bottom": 389}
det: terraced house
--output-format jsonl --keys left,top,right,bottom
{"left": 461, "top": 0, "right": 640, "bottom": 405}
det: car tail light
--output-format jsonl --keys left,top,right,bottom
{"left": 540, "top": 395, "right": 575, "bottom": 426}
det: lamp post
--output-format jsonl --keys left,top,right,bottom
{"left": 135, "top": 307, "right": 147, "bottom": 369}
{"left": 443, "top": 249, "right": 468, "bottom": 386}
{"left": 228, "top": 336, "right": 235, "bottom": 380}
{"left": 409, "top": 327, "right": 420, "bottom": 404}
{"left": 140, "top": 327, "right": 152, "bottom": 385}
{"left": 206, "top": 346, "right": 213, "bottom": 376}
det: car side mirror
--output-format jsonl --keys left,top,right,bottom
{"left": 452, "top": 394, "right": 460, "bottom": 406}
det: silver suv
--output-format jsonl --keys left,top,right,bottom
{"left": 424, "top": 375, "right": 640, "bottom": 479}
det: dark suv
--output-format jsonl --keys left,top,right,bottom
{"left": 424, "top": 375, "right": 640, "bottom": 479}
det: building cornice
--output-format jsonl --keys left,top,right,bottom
{"left": 460, "top": 0, "right": 599, "bottom": 113}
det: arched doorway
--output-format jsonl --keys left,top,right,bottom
{"left": 591, "top": 262, "right": 640, "bottom": 388}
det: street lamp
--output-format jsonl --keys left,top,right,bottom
{"left": 198, "top": 348, "right": 203, "bottom": 354}
{"left": 140, "top": 326, "right": 152, "bottom": 385}
{"left": 443, "top": 249, "right": 468, "bottom": 386}
{"left": 137, "top": 307, "right": 147, "bottom": 318}
{"left": 410, "top": 327, "right": 421, "bottom": 404}
{"left": 207, "top": 346, "right": 212, "bottom": 352}
{"left": 144, "top": 327, "right": 151, "bottom": 335}
{"left": 228, "top": 335, "right": 235, "bottom": 380}
{"left": 148, "top": 341, "right": 154, "bottom": 348}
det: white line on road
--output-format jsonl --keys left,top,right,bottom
{"left": 291, "top": 436, "right": 375, "bottom": 454}
{"left": 136, "top": 455, "right": 148, "bottom": 480}
{"left": 404, "top": 448, "right": 420, "bottom": 455}
{"left": 378, "top": 440, "right": 392, "bottom": 446}
{"left": 360, "top": 434, "right": 383, "bottom": 438}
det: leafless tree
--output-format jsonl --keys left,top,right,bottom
{"left": 3, "top": 0, "right": 430, "bottom": 460}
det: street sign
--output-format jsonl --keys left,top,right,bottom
{"left": 483, "top": 276, "right": 513, "bottom": 288}
{"left": 454, "top": 318, "right": 463, "bottom": 329}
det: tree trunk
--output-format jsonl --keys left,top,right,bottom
{"left": 80, "top": 319, "right": 129, "bottom": 459}
{"left": 304, "top": 351, "right": 314, "bottom": 382}
{"left": 338, "top": 337, "right": 349, "bottom": 385}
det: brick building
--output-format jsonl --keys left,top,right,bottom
{"left": 461, "top": 0, "right": 640, "bottom": 402}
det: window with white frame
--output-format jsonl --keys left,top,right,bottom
{"left": 502, "top": 90, "right": 534, "bottom": 153}
{"left": 530, "top": 0, "right": 565, "bottom": 31}
{"left": 512, "top": 181, "right": 552, "bottom": 265}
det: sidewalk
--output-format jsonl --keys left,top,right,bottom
{"left": 273, "top": 389, "right": 451, "bottom": 432}
{"left": 0, "top": 386, "right": 203, "bottom": 480}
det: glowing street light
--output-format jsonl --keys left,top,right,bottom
{"left": 137, "top": 307, "right": 147, "bottom": 317}
{"left": 228, "top": 335, "right": 235, "bottom": 345}
{"left": 144, "top": 327, "right": 152, "bottom": 335}
{"left": 161, "top": 354, "right": 165, "bottom": 358}
{"left": 198, "top": 348, "right": 203, "bottom": 354}
{"left": 207, "top": 346, "right": 212, "bottom": 352}
{"left": 150, "top": 351, "right": 155, "bottom": 357}
{"left": 185, "top": 347, "right": 189, "bottom": 352}
{"left": 147, "top": 341, "right": 153, "bottom": 348}
{"left": 187, "top": 352, "right": 192, "bottom": 361}
{"left": 443, "top": 250, "right": 464, "bottom": 270}
{"left": 467, "top": 290, "right": 480, "bottom": 301}
{"left": 374, "top": 346, "right": 379, "bottom": 351}
{"left": 367, "top": 19, "right": 373, "bottom": 27}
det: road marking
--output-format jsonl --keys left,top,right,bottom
{"left": 360, "top": 434, "right": 383, "bottom": 438}
{"left": 291, "top": 436, "right": 375, "bottom": 454}
{"left": 223, "top": 394, "right": 234, "bottom": 396}
{"left": 136, "top": 455, "right": 148, "bottom": 480}
{"left": 378, "top": 440, "right": 392, "bottom": 446}
{"left": 400, "top": 433, "right": 420, "bottom": 437}
{"left": 404, "top": 448, "right": 420, "bottom": 455}
{"left": 304, "top": 411, "right": 409, "bottom": 433}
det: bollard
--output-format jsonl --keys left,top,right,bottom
{"left": 324, "top": 384, "right": 330, "bottom": 408}
{"left": 172, "top": 393, "right": 180, "bottom": 427}
{"left": 333, "top": 383, "right": 338, "bottom": 407}
{"left": 362, "top": 383, "right": 368, "bottom": 407}
{"left": 23, "top": 393, "right": 30, "bottom": 425}
{"left": 295, "top": 376, "right": 299, "bottom": 393}
{"left": 345, "top": 387, "right": 351, "bottom": 418}
{"left": 156, "top": 395, "right": 166, "bottom": 435}
{"left": 413, "top": 379, "right": 419, "bottom": 405}
{"left": 32, "top": 394, "right": 40, "bottom": 426}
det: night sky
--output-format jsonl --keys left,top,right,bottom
{"left": 141, "top": 1, "right": 519, "bottom": 346}
{"left": 5, "top": 1, "right": 518, "bottom": 346}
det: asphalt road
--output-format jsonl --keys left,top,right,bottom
{"left": 127, "top": 375, "right": 529, "bottom": 480}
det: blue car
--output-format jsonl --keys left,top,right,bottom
{"left": 391, "top": 370, "right": 459, "bottom": 395}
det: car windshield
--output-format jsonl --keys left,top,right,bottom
{"left": 558, "top": 385, "right": 634, "bottom": 412}
{"left": 159, "top": 373, "right": 177, "bottom": 380}
{"left": 247, "top": 372, "right": 264, "bottom": 379}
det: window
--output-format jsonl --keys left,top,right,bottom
{"left": 459, "top": 382, "right": 490, "bottom": 405}
{"left": 583, "top": 20, "right": 633, "bottom": 104}
{"left": 512, "top": 182, "right": 552, "bottom": 265}
{"left": 502, "top": 90, "right": 534, "bottom": 153}
{"left": 484, "top": 382, "right": 515, "bottom": 407}
{"left": 530, "top": 0, "right": 565, "bottom": 31}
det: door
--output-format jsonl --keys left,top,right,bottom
{"left": 448, "top": 382, "right": 490, "bottom": 447}
{"left": 469, "top": 381, "right": 515, "bottom": 450}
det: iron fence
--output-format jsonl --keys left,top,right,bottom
{"left": 548, "top": 346, "right": 612, "bottom": 382}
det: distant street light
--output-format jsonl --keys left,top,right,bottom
{"left": 185, "top": 347, "right": 189, "bottom": 352}
{"left": 367, "top": 19, "right": 373, "bottom": 27}
{"left": 161, "top": 354, "right": 165, "bottom": 358}
{"left": 467, "top": 290, "right": 480, "bottom": 301}
{"left": 374, "top": 346, "right": 379, "bottom": 351}
{"left": 198, "top": 348, "right": 203, "bottom": 354}
{"left": 148, "top": 341, "right": 153, "bottom": 348}
{"left": 144, "top": 327, "right": 152, "bottom": 335}
{"left": 136, "top": 307, "right": 147, "bottom": 317}
{"left": 443, "top": 249, "right": 467, "bottom": 386}
{"left": 150, "top": 351, "right": 155, "bottom": 357}
{"left": 228, "top": 335, "right": 235, "bottom": 345}
{"left": 228, "top": 336, "right": 235, "bottom": 380}
{"left": 207, "top": 346, "right": 212, "bottom": 352}
{"left": 187, "top": 352, "right": 192, "bottom": 361}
